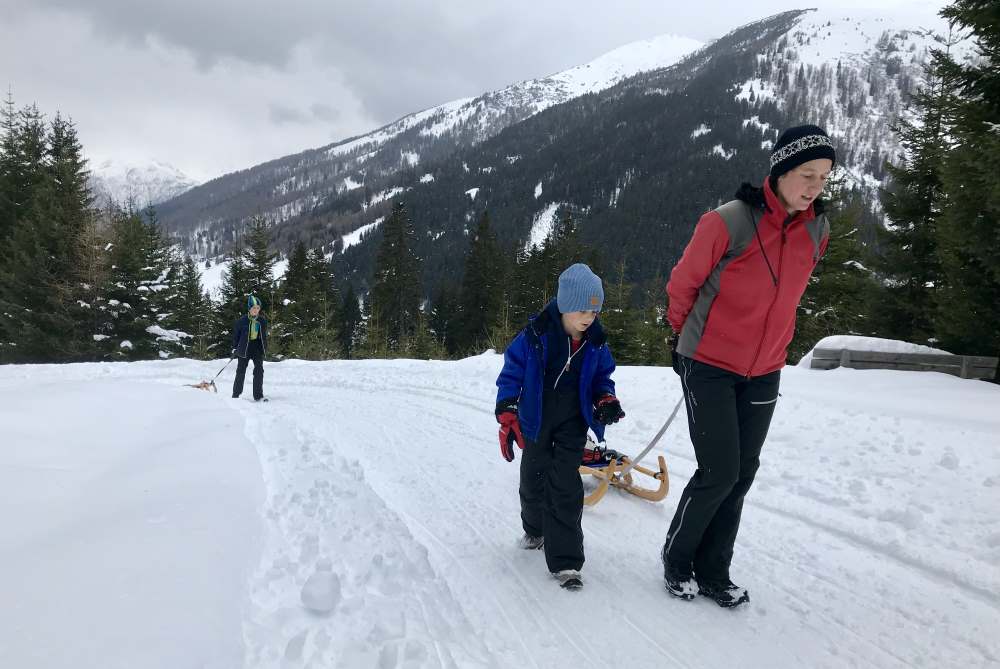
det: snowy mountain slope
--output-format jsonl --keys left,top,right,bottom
{"left": 3, "top": 356, "right": 998, "bottom": 668}
{"left": 266, "top": 7, "right": 973, "bottom": 294}
{"left": 727, "top": 7, "right": 972, "bottom": 191}
{"left": 89, "top": 159, "right": 199, "bottom": 208}
{"left": 156, "top": 34, "right": 703, "bottom": 255}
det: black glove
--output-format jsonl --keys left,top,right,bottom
{"left": 594, "top": 395, "right": 625, "bottom": 425}
{"left": 667, "top": 331, "right": 681, "bottom": 376}
{"left": 495, "top": 398, "right": 518, "bottom": 421}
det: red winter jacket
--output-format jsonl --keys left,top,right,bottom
{"left": 666, "top": 177, "right": 830, "bottom": 377}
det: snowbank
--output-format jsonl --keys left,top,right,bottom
{"left": 0, "top": 376, "right": 264, "bottom": 669}
{"left": 798, "top": 334, "right": 951, "bottom": 368}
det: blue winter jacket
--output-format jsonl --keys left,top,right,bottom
{"left": 232, "top": 314, "right": 268, "bottom": 358}
{"left": 496, "top": 300, "right": 617, "bottom": 442}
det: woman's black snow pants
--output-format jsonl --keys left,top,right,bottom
{"left": 663, "top": 355, "right": 780, "bottom": 584}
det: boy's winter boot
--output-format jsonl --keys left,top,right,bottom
{"left": 552, "top": 569, "right": 583, "bottom": 590}
{"left": 697, "top": 579, "right": 750, "bottom": 608}
{"left": 662, "top": 544, "right": 697, "bottom": 600}
{"left": 517, "top": 534, "right": 544, "bottom": 550}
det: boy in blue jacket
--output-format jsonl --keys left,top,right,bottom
{"left": 495, "top": 263, "right": 625, "bottom": 589}
{"left": 232, "top": 295, "right": 268, "bottom": 401}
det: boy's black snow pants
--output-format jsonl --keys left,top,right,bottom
{"left": 519, "top": 390, "right": 588, "bottom": 573}
{"left": 663, "top": 355, "right": 780, "bottom": 584}
{"left": 232, "top": 340, "right": 264, "bottom": 400}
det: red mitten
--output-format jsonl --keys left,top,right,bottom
{"left": 497, "top": 411, "right": 524, "bottom": 462}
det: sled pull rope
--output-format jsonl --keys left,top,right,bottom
{"left": 210, "top": 356, "right": 236, "bottom": 383}
{"left": 618, "top": 396, "right": 684, "bottom": 478}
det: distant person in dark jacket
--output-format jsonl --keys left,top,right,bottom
{"left": 495, "top": 263, "right": 626, "bottom": 590}
{"left": 232, "top": 295, "right": 268, "bottom": 401}
{"left": 661, "top": 124, "right": 835, "bottom": 608}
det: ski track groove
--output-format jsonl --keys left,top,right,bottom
{"left": 620, "top": 613, "right": 692, "bottom": 668}
{"left": 751, "top": 496, "right": 999, "bottom": 606}
{"left": 380, "top": 418, "right": 593, "bottom": 668}
{"left": 236, "top": 401, "right": 497, "bottom": 667}
{"left": 742, "top": 522, "right": 997, "bottom": 666}
{"left": 396, "top": 508, "right": 540, "bottom": 669}
{"left": 747, "top": 550, "right": 914, "bottom": 668}
{"left": 264, "top": 392, "right": 554, "bottom": 668}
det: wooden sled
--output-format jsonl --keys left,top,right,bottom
{"left": 185, "top": 380, "right": 218, "bottom": 392}
{"left": 580, "top": 446, "right": 669, "bottom": 506}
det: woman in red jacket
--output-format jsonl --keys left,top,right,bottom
{"left": 661, "top": 125, "right": 835, "bottom": 608}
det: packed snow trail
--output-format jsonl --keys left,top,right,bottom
{"left": 1, "top": 357, "right": 998, "bottom": 668}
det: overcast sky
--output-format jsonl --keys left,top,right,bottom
{"left": 0, "top": 0, "right": 948, "bottom": 181}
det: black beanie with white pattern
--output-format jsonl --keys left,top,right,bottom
{"left": 769, "top": 124, "right": 836, "bottom": 180}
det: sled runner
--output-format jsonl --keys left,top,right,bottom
{"left": 185, "top": 380, "right": 218, "bottom": 392}
{"left": 580, "top": 438, "right": 669, "bottom": 506}
{"left": 186, "top": 357, "right": 235, "bottom": 394}
{"left": 579, "top": 396, "right": 683, "bottom": 506}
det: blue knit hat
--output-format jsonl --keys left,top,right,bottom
{"left": 247, "top": 295, "right": 261, "bottom": 311}
{"left": 557, "top": 263, "right": 604, "bottom": 313}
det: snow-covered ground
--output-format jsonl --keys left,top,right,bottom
{"left": 2, "top": 354, "right": 998, "bottom": 668}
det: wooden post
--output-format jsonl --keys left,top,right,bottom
{"left": 839, "top": 349, "right": 851, "bottom": 369}
{"left": 960, "top": 356, "right": 970, "bottom": 379}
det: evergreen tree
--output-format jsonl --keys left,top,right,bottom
{"left": 370, "top": 201, "right": 422, "bottom": 350}
{"left": 215, "top": 244, "right": 250, "bottom": 357}
{"left": 293, "top": 250, "right": 341, "bottom": 359}
{"left": 72, "top": 216, "right": 111, "bottom": 361}
{"left": 100, "top": 207, "right": 181, "bottom": 359}
{"left": 631, "top": 275, "right": 673, "bottom": 367}
{"left": 172, "top": 256, "right": 214, "bottom": 359}
{"left": 274, "top": 240, "right": 310, "bottom": 355}
{"left": 428, "top": 282, "right": 460, "bottom": 355}
{"left": 873, "top": 33, "right": 955, "bottom": 345}
{"left": 600, "top": 259, "right": 645, "bottom": 364}
{"left": 357, "top": 294, "right": 389, "bottom": 359}
{"left": 0, "top": 104, "right": 89, "bottom": 362}
{"left": 339, "top": 283, "right": 362, "bottom": 358}
{"left": 456, "top": 210, "right": 506, "bottom": 354}
{"left": 407, "top": 308, "right": 446, "bottom": 360}
{"left": 0, "top": 193, "right": 76, "bottom": 361}
{"left": 49, "top": 114, "right": 98, "bottom": 359}
{"left": 0, "top": 91, "right": 17, "bottom": 243}
{"left": 244, "top": 214, "right": 277, "bottom": 308}
{"left": 933, "top": 0, "right": 1000, "bottom": 367}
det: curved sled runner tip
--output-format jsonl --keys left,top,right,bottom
{"left": 580, "top": 453, "right": 669, "bottom": 506}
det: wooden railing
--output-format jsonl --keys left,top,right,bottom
{"left": 810, "top": 348, "right": 999, "bottom": 380}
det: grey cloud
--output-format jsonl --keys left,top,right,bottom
{"left": 269, "top": 103, "right": 311, "bottom": 126}
{"left": 310, "top": 103, "right": 340, "bottom": 122}
{"left": 269, "top": 102, "right": 342, "bottom": 126}
{"left": 11, "top": 0, "right": 794, "bottom": 124}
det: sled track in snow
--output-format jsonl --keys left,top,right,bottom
{"left": 751, "top": 497, "right": 999, "bottom": 605}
